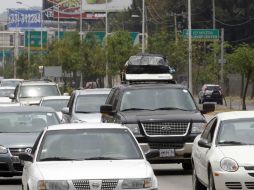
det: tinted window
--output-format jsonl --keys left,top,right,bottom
{"left": 19, "top": 85, "right": 60, "bottom": 98}
{"left": 38, "top": 129, "right": 143, "bottom": 161}
{"left": 0, "top": 112, "right": 59, "bottom": 133}
{"left": 120, "top": 88, "right": 197, "bottom": 111}
{"left": 75, "top": 94, "right": 108, "bottom": 113}
{"left": 128, "top": 55, "right": 168, "bottom": 66}
{"left": 0, "top": 89, "right": 15, "bottom": 97}
{"left": 41, "top": 99, "right": 69, "bottom": 112}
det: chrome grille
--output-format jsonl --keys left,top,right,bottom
{"left": 101, "top": 180, "right": 118, "bottom": 190}
{"left": 225, "top": 182, "right": 242, "bottom": 189}
{"left": 142, "top": 122, "right": 189, "bottom": 136}
{"left": 73, "top": 180, "right": 90, "bottom": 190}
{"left": 149, "top": 143, "right": 184, "bottom": 149}
{"left": 72, "top": 180, "right": 119, "bottom": 190}
{"left": 246, "top": 182, "right": 254, "bottom": 189}
{"left": 245, "top": 166, "right": 254, "bottom": 170}
{"left": 9, "top": 148, "right": 28, "bottom": 156}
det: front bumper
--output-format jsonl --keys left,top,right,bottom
{"left": 214, "top": 168, "right": 254, "bottom": 190}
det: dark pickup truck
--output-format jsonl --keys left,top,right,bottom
{"left": 101, "top": 83, "right": 214, "bottom": 170}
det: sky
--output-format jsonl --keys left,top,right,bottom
{"left": 0, "top": 0, "right": 42, "bottom": 13}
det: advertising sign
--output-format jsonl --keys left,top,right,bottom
{"left": 182, "top": 29, "right": 220, "bottom": 41}
{"left": 43, "top": 0, "right": 132, "bottom": 20}
{"left": 8, "top": 9, "right": 42, "bottom": 30}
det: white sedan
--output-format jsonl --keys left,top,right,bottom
{"left": 192, "top": 111, "right": 254, "bottom": 190}
{"left": 19, "top": 123, "right": 158, "bottom": 190}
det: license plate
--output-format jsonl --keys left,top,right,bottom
{"left": 159, "top": 149, "right": 175, "bottom": 157}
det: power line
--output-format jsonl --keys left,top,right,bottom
{"left": 229, "top": 35, "right": 254, "bottom": 43}
{"left": 216, "top": 17, "right": 254, "bottom": 27}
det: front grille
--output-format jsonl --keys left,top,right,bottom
{"left": 13, "top": 163, "right": 23, "bottom": 171}
{"left": 9, "top": 148, "right": 28, "bottom": 156}
{"left": 0, "top": 163, "right": 9, "bottom": 171}
{"left": 73, "top": 180, "right": 90, "bottom": 190}
{"left": 245, "top": 166, "right": 254, "bottom": 170}
{"left": 101, "top": 180, "right": 118, "bottom": 190}
{"left": 72, "top": 180, "right": 119, "bottom": 190}
{"left": 246, "top": 182, "right": 254, "bottom": 189}
{"left": 225, "top": 182, "right": 242, "bottom": 189}
{"left": 149, "top": 143, "right": 184, "bottom": 149}
{"left": 142, "top": 122, "right": 189, "bottom": 136}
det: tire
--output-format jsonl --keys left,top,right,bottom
{"left": 217, "top": 99, "right": 223, "bottom": 105}
{"left": 182, "top": 161, "right": 192, "bottom": 170}
{"left": 198, "top": 99, "right": 201, "bottom": 104}
{"left": 192, "top": 168, "right": 206, "bottom": 190}
{"left": 208, "top": 168, "right": 216, "bottom": 190}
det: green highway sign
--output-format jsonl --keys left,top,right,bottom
{"left": 25, "top": 31, "right": 48, "bottom": 48}
{"left": 55, "top": 31, "right": 65, "bottom": 40}
{"left": 182, "top": 29, "right": 220, "bottom": 41}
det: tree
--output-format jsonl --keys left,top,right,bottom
{"left": 228, "top": 44, "right": 254, "bottom": 110}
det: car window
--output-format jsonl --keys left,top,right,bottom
{"left": 0, "top": 112, "right": 59, "bottom": 133}
{"left": 120, "top": 88, "right": 197, "bottom": 111}
{"left": 0, "top": 89, "right": 15, "bottom": 97}
{"left": 75, "top": 94, "right": 108, "bottom": 113}
{"left": 37, "top": 129, "right": 143, "bottom": 161}
{"left": 41, "top": 99, "right": 69, "bottom": 112}
{"left": 19, "top": 85, "right": 60, "bottom": 98}
{"left": 201, "top": 118, "right": 217, "bottom": 142}
{"left": 106, "top": 88, "right": 117, "bottom": 105}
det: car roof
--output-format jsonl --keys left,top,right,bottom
{"left": 1, "top": 78, "right": 23, "bottom": 81}
{"left": 20, "top": 80, "right": 58, "bottom": 86}
{"left": 75, "top": 88, "right": 111, "bottom": 95}
{"left": 115, "top": 83, "right": 187, "bottom": 90}
{"left": 0, "top": 106, "right": 56, "bottom": 113}
{"left": 47, "top": 123, "right": 127, "bottom": 131}
{"left": 0, "top": 86, "right": 15, "bottom": 89}
{"left": 41, "top": 96, "right": 70, "bottom": 100}
{"left": 204, "top": 84, "right": 220, "bottom": 87}
{"left": 217, "top": 111, "right": 254, "bottom": 121}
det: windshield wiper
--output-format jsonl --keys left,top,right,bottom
{"left": 75, "top": 111, "right": 92, "bottom": 113}
{"left": 153, "top": 107, "right": 190, "bottom": 111}
{"left": 218, "top": 141, "right": 248, "bottom": 145}
{"left": 121, "top": 108, "right": 152, "bottom": 112}
{"left": 83, "top": 157, "right": 123, "bottom": 160}
{"left": 40, "top": 157, "right": 75, "bottom": 161}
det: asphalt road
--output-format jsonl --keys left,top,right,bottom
{"left": 0, "top": 164, "right": 192, "bottom": 190}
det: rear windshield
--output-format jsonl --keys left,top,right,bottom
{"left": 20, "top": 85, "right": 60, "bottom": 98}
{"left": 128, "top": 55, "right": 168, "bottom": 66}
{"left": 206, "top": 86, "right": 221, "bottom": 91}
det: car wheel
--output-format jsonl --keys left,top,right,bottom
{"left": 208, "top": 168, "right": 216, "bottom": 190}
{"left": 198, "top": 99, "right": 201, "bottom": 104}
{"left": 217, "top": 99, "right": 223, "bottom": 105}
{"left": 182, "top": 161, "right": 192, "bottom": 170}
{"left": 192, "top": 167, "right": 206, "bottom": 190}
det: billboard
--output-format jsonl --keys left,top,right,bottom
{"left": 43, "top": 0, "right": 132, "bottom": 20}
{"left": 8, "top": 9, "right": 42, "bottom": 30}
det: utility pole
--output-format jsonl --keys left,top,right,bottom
{"left": 188, "top": 0, "right": 192, "bottom": 94}
{"left": 174, "top": 13, "right": 178, "bottom": 44}
{"left": 142, "top": 0, "right": 145, "bottom": 53}
{"left": 212, "top": 0, "right": 216, "bottom": 29}
{"left": 105, "top": 0, "right": 109, "bottom": 88}
{"left": 79, "top": 0, "right": 83, "bottom": 88}
{"left": 220, "top": 28, "right": 224, "bottom": 86}
{"left": 14, "top": 31, "right": 19, "bottom": 78}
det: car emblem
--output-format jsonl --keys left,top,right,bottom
{"left": 25, "top": 148, "right": 32, "bottom": 153}
{"left": 161, "top": 126, "right": 172, "bottom": 131}
{"left": 91, "top": 182, "right": 100, "bottom": 189}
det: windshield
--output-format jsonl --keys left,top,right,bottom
{"left": 41, "top": 99, "right": 69, "bottom": 112}
{"left": 0, "top": 112, "right": 59, "bottom": 133}
{"left": 19, "top": 85, "right": 60, "bottom": 98}
{"left": 1, "top": 80, "right": 21, "bottom": 87}
{"left": 206, "top": 86, "right": 221, "bottom": 91}
{"left": 120, "top": 88, "right": 197, "bottom": 111}
{"left": 0, "top": 89, "right": 14, "bottom": 97}
{"left": 217, "top": 119, "right": 254, "bottom": 145}
{"left": 128, "top": 55, "right": 168, "bottom": 66}
{"left": 75, "top": 94, "right": 108, "bottom": 113}
{"left": 37, "top": 129, "right": 143, "bottom": 161}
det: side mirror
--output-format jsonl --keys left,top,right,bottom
{"left": 19, "top": 153, "right": 33, "bottom": 162}
{"left": 198, "top": 139, "right": 211, "bottom": 149}
{"left": 9, "top": 93, "right": 15, "bottom": 99}
{"left": 201, "top": 102, "right": 215, "bottom": 114}
{"left": 145, "top": 149, "right": 160, "bottom": 159}
{"left": 100, "top": 104, "right": 113, "bottom": 115}
{"left": 61, "top": 107, "right": 70, "bottom": 115}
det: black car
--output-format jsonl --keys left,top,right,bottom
{"left": 100, "top": 83, "right": 214, "bottom": 170}
{"left": 198, "top": 84, "right": 223, "bottom": 104}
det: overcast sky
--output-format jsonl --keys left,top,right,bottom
{"left": 0, "top": 0, "right": 42, "bottom": 13}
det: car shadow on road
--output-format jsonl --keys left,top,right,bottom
{"left": 0, "top": 177, "right": 21, "bottom": 185}
{"left": 154, "top": 169, "right": 192, "bottom": 176}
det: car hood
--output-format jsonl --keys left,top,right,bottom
{"left": 218, "top": 146, "right": 254, "bottom": 166}
{"left": 36, "top": 160, "right": 151, "bottom": 180}
{"left": 73, "top": 113, "right": 102, "bottom": 123}
{"left": 0, "top": 133, "right": 39, "bottom": 148}
{"left": 20, "top": 97, "right": 41, "bottom": 105}
{"left": 0, "top": 97, "right": 12, "bottom": 103}
{"left": 119, "top": 110, "right": 205, "bottom": 123}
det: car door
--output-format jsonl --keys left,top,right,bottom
{"left": 196, "top": 117, "right": 217, "bottom": 184}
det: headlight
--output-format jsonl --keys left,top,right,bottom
{"left": 191, "top": 123, "right": 206, "bottom": 134}
{"left": 38, "top": 180, "right": 69, "bottom": 190}
{"left": 0, "top": 145, "right": 8, "bottom": 154}
{"left": 124, "top": 124, "right": 140, "bottom": 135}
{"left": 220, "top": 158, "right": 239, "bottom": 172}
{"left": 122, "top": 178, "right": 152, "bottom": 189}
